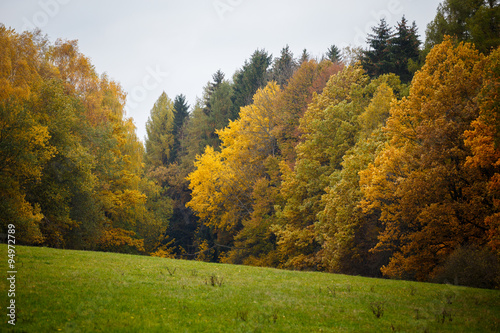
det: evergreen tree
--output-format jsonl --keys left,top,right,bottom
{"left": 232, "top": 49, "right": 272, "bottom": 114}
{"left": 425, "top": 0, "right": 499, "bottom": 54}
{"left": 203, "top": 69, "right": 225, "bottom": 115}
{"left": 269, "top": 45, "right": 297, "bottom": 86}
{"left": 300, "top": 48, "right": 310, "bottom": 63}
{"left": 170, "top": 94, "right": 189, "bottom": 164}
{"left": 326, "top": 44, "right": 342, "bottom": 63}
{"left": 145, "top": 92, "right": 176, "bottom": 168}
{"left": 391, "top": 16, "right": 421, "bottom": 82}
{"left": 361, "top": 18, "right": 395, "bottom": 77}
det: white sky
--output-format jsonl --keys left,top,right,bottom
{"left": 0, "top": 0, "right": 442, "bottom": 141}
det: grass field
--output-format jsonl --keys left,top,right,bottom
{"left": 1, "top": 245, "right": 499, "bottom": 332}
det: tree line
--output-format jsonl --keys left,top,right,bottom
{"left": 1, "top": 0, "right": 498, "bottom": 287}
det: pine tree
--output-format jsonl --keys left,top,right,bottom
{"left": 170, "top": 94, "right": 189, "bottom": 164}
{"left": 232, "top": 49, "right": 272, "bottom": 114}
{"left": 391, "top": 16, "right": 421, "bottom": 83}
{"left": 361, "top": 19, "right": 395, "bottom": 77}
{"left": 326, "top": 44, "right": 342, "bottom": 63}
{"left": 300, "top": 49, "right": 310, "bottom": 63}
{"left": 269, "top": 45, "right": 297, "bottom": 87}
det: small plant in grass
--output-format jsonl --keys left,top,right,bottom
{"left": 166, "top": 267, "right": 177, "bottom": 276}
{"left": 236, "top": 310, "right": 249, "bottom": 321}
{"left": 271, "top": 311, "right": 278, "bottom": 323}
{"left": 370, "top": 301, "right": 385, "bottom": 318}
{"left": 414, "top": 308, "right": 421, "bottom": 320}
{"left": 443, "top": 290, "right": 456, "bottom": 304}
{"left": 327, "top": 286, "right": 336, "bottom": 297}
{"left": 436, "top": 308, "right": 453, "bottom": 323}
{"left": 408, "top": 285, "right": 416, "bottom": 296}
{"left": 205, "top": 274, "right": 224, "bottom": 287}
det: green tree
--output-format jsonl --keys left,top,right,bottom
{"left": 361, "top": 19, "right": 395, "bottom": 77}
{"left": 269, "top": 45, "right": 297, "bottom": 86}
{"left": 391, "top": 16, "right": 421, "bottom": 82}
{"left": 326, "top": 44, "right": 342, "bottom": 63}
{"left": 318, "top": 80, "right": 398, "bottom": 275}
{"left": 274, "top": 65, "right": 370, "bottom": 270}
{"left": 425, "top": 0, "right": 500, "bottom": 54}
{"left": 232, "top": 49, "right": 272, "bottom": 114}
{"left": 170, "top": 94, "right": 189, "bottom": 164}
{"left": 145, "top": 92, "right": 175, "bottom": 168}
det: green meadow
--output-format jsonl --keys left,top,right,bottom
{"left": 1, "top": 245, "right": 499, "bottom": 332}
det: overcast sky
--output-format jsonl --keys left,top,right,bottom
{"left": 0, "top": 0, "right": 442, "bottom": 141}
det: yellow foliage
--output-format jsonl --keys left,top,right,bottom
{"left": 99, "top": 228, "right": 145, "bottom": 253}
{"left": 187, "top": 83, "right": 282, "bottom": 232}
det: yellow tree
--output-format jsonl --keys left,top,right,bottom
{"left": 0, "top": 27, "right": 55, "bottom": 243}
{"left": 187, "top": 82, "right": 282, "bottom": 259}
{"left": 464, "top": 47, "right": 500, "bottom": 256}
{"left": 360, "top": 38, "right": 495, "bottom": 281}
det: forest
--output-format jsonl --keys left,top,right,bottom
{"left": 1, "top": 0, "right": 499, "bottom": 288}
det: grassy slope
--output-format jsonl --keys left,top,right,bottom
{"left": 1, "top": 245, "right": 499, "bottom": 332}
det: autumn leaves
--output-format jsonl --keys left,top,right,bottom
{"left": 187, "top": 39, "right": 500, "bottom": 283}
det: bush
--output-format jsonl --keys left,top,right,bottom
{"left": 433, "top": 246, "right": 500, "bottom": 289}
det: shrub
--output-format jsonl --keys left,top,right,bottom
{"left": 433, "top": 246, "right": 500, "bottom": 289}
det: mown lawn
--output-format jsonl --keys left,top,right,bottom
{"left": 1, "top": 245, "right": 499, "bottom": 332}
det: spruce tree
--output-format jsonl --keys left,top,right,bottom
{"left": 232, "top": 49, "right": 272, "bottom": 114}
{"left": 170, "top": 94, "right": 189, "bottom": 164}
{"left": 361, "top": 18, "right": 395, "bottom": 77}
{"left": 326, "top": 44, "right": 342, "bottom": 63}
{"left": 391, "top": 16, "right": 421, "bottom": 83}
{"left": 270, "top": 45, "right": 297, "bottom": 86}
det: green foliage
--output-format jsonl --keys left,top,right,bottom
{"left": 326, "top": 44, "right": 342, "bottom": 63}
{"left": 232, "top": 49, "right": 272, "bottom": 113}
{"left": 361, "top": 19, "right": 395, "bottom": 77}
{"left": 170, "top": 94, "right": 189, "bottom": 164}
{"left": 269, "top": 45, "right": 297, "bottom": 86}
{"left": 433, "top": 246, "right": 500, "bottom": 289}
{"left": 361, "top": 17, "right": 421, "bottom": 82}
{"left": 145, "top": 92, "right": 176, "bottom": 168}
{"left": 425, "top": 0, "right": 500, "bottom": 54}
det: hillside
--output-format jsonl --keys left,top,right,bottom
{"left": 1, "top": 245, "right": 499, "bottom": 332}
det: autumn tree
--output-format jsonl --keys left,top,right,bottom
{"left": 187, "top": 82, "right": 282, "bottom": 261}
{"left": 0, "top": 27, "right": 164, "bottom": 253}
{"left": 360, "top": 39, "right": 496, "bottom": 281}
{"left": 0, "top": 27, "right": 54, "bottom": 244}
{"left": 273, "top": 65, "right": 370, "bottom": 270}
{"left": 464, "top": 47, "right": 500, "bottom": 256}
